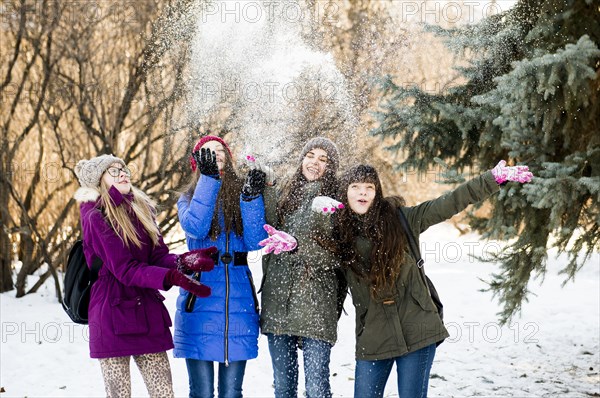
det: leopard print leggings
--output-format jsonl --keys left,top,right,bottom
{"left": 99, "top": 351, "right": 174, "bottom": 398}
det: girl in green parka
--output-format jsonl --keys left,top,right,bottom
{"left": 258, "top": 137, "right": 344, "bottom": 398}
{"left": 333, "top": 162, "right": 532, "bottom": 398}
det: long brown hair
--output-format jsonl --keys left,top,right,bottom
{"left": 334, "top": 165, "right": 407, "bottom": 295}
{"left": 182, "top": 147, "right": 244, "bottom": 240}
{"left": 276, "top": 157, "right": 338, "bottom": 225}
{"left": 99, "top": 181, "right": 160, "bottom": 249}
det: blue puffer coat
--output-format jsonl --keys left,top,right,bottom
{"left": 173, "top": 175, "right": 267, "bottom": 363}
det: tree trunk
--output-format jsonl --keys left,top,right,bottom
{"left": 15, "top": 228, "right": 35, "bottom": 297}
{"left": 0, "top": 160, "right": 14, "bottom": 293}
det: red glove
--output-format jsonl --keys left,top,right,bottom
{"left": 177, "top": 246, "right": 217, "bottom": 273}
{"left": 164, "top": 269, "right": 211, "bottom": 298}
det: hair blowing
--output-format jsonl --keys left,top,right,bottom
{"left": 334, "top": 165, "right": 407, "bottom": 296}
{"left": 182, "top": 149, "right": 244, "bottom": 240}
{"left": 99, "top": 181, "right": 160, "bottom": 249}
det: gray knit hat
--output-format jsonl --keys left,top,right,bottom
{"left": 299, "top": 137, "right": 339, "bottom": 173}
{"left": 75, "top": 154, "right": 126, "bottom": 188}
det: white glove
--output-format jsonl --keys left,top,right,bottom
{"left": 245, "top": 155, "right": 276, "bottom": 185}
{"left": 311, "top": 196, "right": 345, "bottom": 214}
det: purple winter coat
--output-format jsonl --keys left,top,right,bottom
{"left": 75, "top": 186, "right": 176, "bottom": 359}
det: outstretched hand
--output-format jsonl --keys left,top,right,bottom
{"left": 242, "top": 169, "right": 267, "bottom": 197}
{"left": 177, "top": 246, "right": 217, "bottom": 273}
{"left": 491, "top": 160, "right": 533, "bottom": 184}
{"left": 258, "top": 224, "right": 298, "bottom": 255}
{"left": 164, "top": 269, "right": 211, "bottom": 298}
{"left": 311, "top": 196, "right": 345, "bottom": 214}
{"left": 193, "top": 148, "right": 219, "bottom": 177}
{"left": 245, "top": 155, "right": 276, "bottom": 185}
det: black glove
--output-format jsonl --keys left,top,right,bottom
{"left": 242, "top": 169, "right": 266, "bottom": 198}
{"left": 192, "top": 148, "right": 219, "bottom": 177}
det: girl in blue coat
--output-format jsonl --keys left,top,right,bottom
{"left": 174, "top": 135, "right": 268, "bottom": 398}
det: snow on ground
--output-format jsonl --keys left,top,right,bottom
{"left": 1, "top": 222, "right": 598, "bottom": 397}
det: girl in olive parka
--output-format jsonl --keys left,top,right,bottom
{"left": 334, "top": 162, "right": 532, "bottom": 398}
{"left": 259, "top": 137, "right": 343, "bottom": 398}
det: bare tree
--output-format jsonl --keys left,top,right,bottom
{"left": 1, "top": 0, "right": 203, "bottom": 297}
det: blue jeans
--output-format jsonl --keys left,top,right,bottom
{"left": 354, "top": 343, "right": 436, "bottom": 398}
{"left": 185, "top": 359, "right": 246, "bottom": 398}
{"left": 266, "top": 333, "right": 333, "bottom": 398}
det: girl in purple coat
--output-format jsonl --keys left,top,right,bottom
{"left": 74, "top": 154, "right": 216, "bottom": 398}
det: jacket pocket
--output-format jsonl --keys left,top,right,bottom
{"left": 408, "top": 266, "right": 436, "bottom": 312}
{"left": 410, "top": 288, "right": 436, "bottom": 312}
{"left": 358, "top": 302, "right": 406, "bottom": 356}
{"left": 111, "top": 296, "right": 149, "bottom": 335}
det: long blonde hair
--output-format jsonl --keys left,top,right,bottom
{"left": 99, "top": 180, "right": 160, "bottom": 249}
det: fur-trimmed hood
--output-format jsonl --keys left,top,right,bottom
{"left": 74, "top": 187, "right": 100, "bottom": 203}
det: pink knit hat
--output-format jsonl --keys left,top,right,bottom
{"left": 189, "top": 135, "right": 233, "bottom": 171}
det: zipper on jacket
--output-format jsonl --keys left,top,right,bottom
{"left": 224, "top": 232, "right": 231, "bottom": 367}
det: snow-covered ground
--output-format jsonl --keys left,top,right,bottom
{"left": 1, "top": 223, "right": 598, "bottom": 397}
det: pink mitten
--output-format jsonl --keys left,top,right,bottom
{"left": 311, "top": 196, "right": 345, "bottom": 214}
{"left": 491, "top": 160, "right": 533, "bottom": 184}
{"left": 258, "top": 224, "right": 298, "bottom": 254}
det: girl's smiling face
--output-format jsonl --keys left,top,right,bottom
{"left": 301, "top": 148, "right": 329, "bottom": 181}
{"left": 347, "top": 182, "right": 376, "bottom": 214}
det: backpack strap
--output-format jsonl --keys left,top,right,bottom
{"left": 397, "top": 208, "right": 431, "bottom": 296}
{"left": 89, "top": 256, "right": 102, "bottom": 283}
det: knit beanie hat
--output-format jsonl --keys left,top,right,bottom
{"left": 299, "top": 137, "right": 339, "bottom": 173}
{"left": 190, "top": 135, "right": 233, "bottom": 171}
{"left": 75, "top": 154, "right": 126, "bottom": 188}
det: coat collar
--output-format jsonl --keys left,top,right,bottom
{"left": 74, "top": 187, "right": 100, "bottom": 203}
{"left": 73, "top": 186, "right": 133, "bottom": 207}
{"left": 108, "top": 185, "right": 133, "bottom": 207}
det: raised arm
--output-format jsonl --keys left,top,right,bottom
{"left": 240, "top": 194, "right": 268, "bottom": 250}
{"left": 405, "top": 171, "right": 500, "bottom": 234}
{"left": 177, "top": 175, "right": 220, "bottom": 239}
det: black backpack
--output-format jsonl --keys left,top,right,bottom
{"left": 61, "top": 240, "right": 102, "bottom": 324}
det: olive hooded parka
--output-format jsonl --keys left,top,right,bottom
{"left": 260, "top": 181, "right": 341, "bottom": 345}
{"left": 345, "top": 171, "right": 500, "bottom": 360}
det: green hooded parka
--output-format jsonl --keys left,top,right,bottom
{"left": 345, "top": 171, "right": 499, "bottom": 360}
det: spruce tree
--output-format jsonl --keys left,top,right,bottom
{"left": 372, "top": 0, "right": 600, "bottom": 323}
